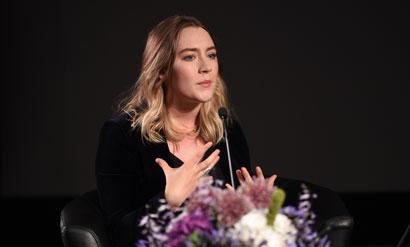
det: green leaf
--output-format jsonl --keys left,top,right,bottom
{"left": 187, "top": 231, "right": 201, "bottom": 246}
{"left": 266, "top": 188, "right": 286, "bottom": 226}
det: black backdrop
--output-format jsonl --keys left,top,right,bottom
{"left": 1, "top": 0, "right": 409, "bottom": 245}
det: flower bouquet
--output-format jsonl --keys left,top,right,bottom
{"left": 137, "top": 179, "right": 330, "bottom": 246}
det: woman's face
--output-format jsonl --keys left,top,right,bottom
{"left": 168, "top": 27, "right": 219, "bottom": 105}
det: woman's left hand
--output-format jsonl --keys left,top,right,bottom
{"left": 226, "top": 166, "right": 277, "bottom": 190}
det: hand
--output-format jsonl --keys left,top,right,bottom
{"left": 155, "top": 142, "right": 220, "bottom": 210}
{"left": 226, "top": 166, "right": 277, "bottom": 190}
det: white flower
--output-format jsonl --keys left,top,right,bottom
{"left": 233, "top": 209, "right": 297, "bottom": 247}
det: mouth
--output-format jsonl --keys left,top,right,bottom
{"left": 198, "top": 80, "right": 212, "bottom": 88}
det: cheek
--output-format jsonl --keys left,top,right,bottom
{"left": 211, "top": 63, "right": 219, "bottom": 86}
{"left": 213, "top": 61, "right": 219, "bottom": 74}
{"left": 171, "top": 66, "right": 195, "bottom": 91}
{"left": 173, "top": 61, "right": 188, "bottom": 78}
{"left": 174, "top": 66, "right": 194, "bottom": 81}
{"left": 173, "top": 66, "right": 195, "bottom": 84}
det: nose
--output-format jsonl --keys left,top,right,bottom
{"left": 198, "top": 56, "right": 212, "bottom": 74}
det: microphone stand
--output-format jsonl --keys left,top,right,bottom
{"left": 223, "top": 120, "right": 235, "bottom": 189}
{"left": 219, "top": 107, "right": 235, "bottom": 189}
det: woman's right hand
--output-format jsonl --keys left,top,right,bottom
{"left": 155, "top": 142, "right": 220, "bottom": 210}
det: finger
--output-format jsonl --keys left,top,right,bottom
{"left": 225, "top": 183, "right": 234, "bottom": 191}
{"left": 198, "top": 149, "right": 220, "bottom": 171}
{"left": 199, "top": 175, "right": 213, "bottom": 184}
{"left": 200, "top": 155, "right": 220, "bottom": 177}
{"left": 255, "top": 166, "right": 265, "bottom": 180}
{"left": 155, "top": 158, "right": 171, "bottom": 173}
{"left": 195, "top": 142, "right": 213, "bottom": 163}
{"left": 208, "top": 154, "right": 220, "bottom": 169}
{"left": 236, "top": 169, "right": 245, "bottom": 185}
{"left": 267, "top": 174, "right": 277, "bottom": 188}
{"left": 240, "top": 167, "right": 254, "bottom": 184}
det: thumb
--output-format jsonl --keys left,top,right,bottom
{"left": 155, "top": 158, "right": 171, "bottom": 173}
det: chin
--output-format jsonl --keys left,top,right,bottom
{"left": 196, "top": 92, "right": 215, "bottom": 103}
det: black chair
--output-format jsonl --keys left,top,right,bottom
{"left": 60, "top": 190, "right": 111, "bottom": 247}
{"left": 275, "top": 177, "right": 354, "bottom": 247}
{"left": 60, "top": 178, "right": 353, "bottom": 247}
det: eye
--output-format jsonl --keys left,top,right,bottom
{"left": 208, "top": 53, "right": 217, "bottom": 59}
{"left": 182, "top": 55, "right": 195, "bottom": 61}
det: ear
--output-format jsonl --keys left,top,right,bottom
{"left": 159, "top": 73, "right": 170, "bottom": 87}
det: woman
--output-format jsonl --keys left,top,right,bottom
{"left": 95, "top": 15, "right": 276, "bottom": 246}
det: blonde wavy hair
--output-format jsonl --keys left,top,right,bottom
{"left": 119, "top": 15, "right": 231, "bottom": 144}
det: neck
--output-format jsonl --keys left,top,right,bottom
{"left": 166, "top": 93, "right": 202, "bottom": 134}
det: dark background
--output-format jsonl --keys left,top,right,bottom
{"left": 1, "top": 0, "right": 409, "bottom": 246}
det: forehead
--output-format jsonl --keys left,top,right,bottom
{"left": 176, "top": 27, "right": 215, "bottom": 50}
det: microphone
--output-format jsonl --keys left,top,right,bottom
{"left": 218, "top": 107, "right": 235, "bottom": 189}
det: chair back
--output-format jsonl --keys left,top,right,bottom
{"left": 60, "top": 181, "right": 353, "bottom": 247}
{"left": 60, "top": 190, "right": 110, "bottom": 247}
{"left": 275, "top": 176, "right": 354, "bottom": 247}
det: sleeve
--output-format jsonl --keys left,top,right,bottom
{"left": 95, "top": 119, "right": 164, "bottom": 247}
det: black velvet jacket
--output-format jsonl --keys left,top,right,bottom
{"left": 95, "top": 114, "right": 253, "bottom": 247}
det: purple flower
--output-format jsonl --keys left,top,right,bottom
{"left": 281, "top": 184, "right": 330, "bottom": 247}
{"left": 186, "top": 184, "right": 220, "bottom": 214}
{"left": 166, "top": 208, "right": 213, "bottom": 247}
{"left": 136, "top": 181, "right": 330, "bottom": 247}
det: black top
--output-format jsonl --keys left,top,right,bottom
{"left": 95, "top": 113, "right": 252, "bottom": 247}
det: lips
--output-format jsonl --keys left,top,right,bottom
{"left": 199, "top": 80, "right": 212, "bottom": 88}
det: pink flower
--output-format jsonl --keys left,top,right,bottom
{"left": 239, "top": 179, "right": 275, "bottom": 209}
{"left": 214, "top": 189, "right": 253, "bottom": 227}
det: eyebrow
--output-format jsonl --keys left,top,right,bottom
{"left": 178, "top": 46, "right": 216, "bottom": 55}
